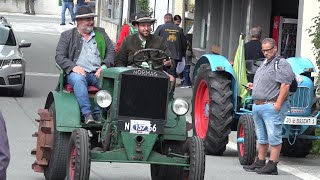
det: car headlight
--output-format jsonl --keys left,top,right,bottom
{"left": 11, "top": 59, "right": 22, "bottom": 67}
{"left": 1, "top": 60, "right": 11, "bottom": 69}
{"left": 172, "top": 98, "right": 189, "bottom": 116}
{"left": 95, "top": 90, "right": 112, "bottom": 108}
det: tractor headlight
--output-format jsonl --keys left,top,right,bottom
{"left": 172, "top": 98, "right": 189, "bottom": 116}
{"left": 95, "top": 90, "right": 112, "bottom": 108}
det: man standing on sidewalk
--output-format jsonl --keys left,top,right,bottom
{"left": 60, "top": 0, "right": 75, "bottom": 25}
{"left": 0, "top": 112, "right": 10, "bottom": 180}
{"left": 243, "top": 38, "right": 294, "bottom": 175}
{"left": 23, "top": 0, "right": 35, "bottom": 15}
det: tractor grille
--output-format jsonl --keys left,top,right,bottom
{"left": 290, "top": 87, "right": 310, "bottom": 108}
{"left": 118, "top": 73, "right": 169, "bottom": 121}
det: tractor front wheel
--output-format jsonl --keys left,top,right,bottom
{"left": 237, "top": 114, "right": 256, "bottom": 165}
{"left": 66, "top": 128, "right": 91, "bottom": 180}
{"left": 192, "top": 64, "right": 233, "bottom": 155}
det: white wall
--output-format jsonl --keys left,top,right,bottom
{"left": 0, "top": 0, "right": 61, "bottom": 15}
{"left": 296, "top": 0, "right": 319, "bottom": 70}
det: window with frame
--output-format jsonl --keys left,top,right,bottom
{"left": 102, "top": 0, "right": 121, "bottom": 23}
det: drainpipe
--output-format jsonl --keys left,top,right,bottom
{"left": 182, "top": 0, "right": 186, "bottom": 31}
{"left": 117, "top": 0, "right": 124, "bottom": 41}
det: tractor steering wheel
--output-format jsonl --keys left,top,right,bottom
{"left": 132, "top": 48, "right": 170, "bottom": 70}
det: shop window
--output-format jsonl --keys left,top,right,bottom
{"left": 102, "top": 0, "right": 121, "bottom": 23}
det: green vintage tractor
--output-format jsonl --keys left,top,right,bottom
{"left": 31, "top": 49, "right": 205, "bottom": 180}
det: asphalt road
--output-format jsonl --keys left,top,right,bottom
{"left": 0, "top": 12, "right": 320, "bottom": 180}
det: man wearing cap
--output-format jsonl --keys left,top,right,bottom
{"left": 0, "top": 112, "right": 10, "bottom": 180}
{"left": 243, "top": 38, "right": 294, "bottom": 175}
{"left": 115, "top": 12, "right": 173, "bottom": 71}
{"left": 56, "top": 5, "right": 115, "bottom": 124}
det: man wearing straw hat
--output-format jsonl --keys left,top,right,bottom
{"left": 55, "top": 5, "right": 115, "bottom": 124}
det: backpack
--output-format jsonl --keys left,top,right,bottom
{"left": 274, "top": 57, "right": 297, "bottom": 93}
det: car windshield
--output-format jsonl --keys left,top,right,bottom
{"left": 0, "top": 26, "right": 16, "bottom": 46}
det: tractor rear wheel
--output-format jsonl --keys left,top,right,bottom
{"left": 44, "top": 103, "right": 71, "bottom": 180}
{"left": 192, "top": 64, "right": 233, "bottom": 155}
{"left": 66, "top": 128, "right": 91, "bottom": 180}
{"left": 237, "top": 114, "right": 256, "bottom": 165}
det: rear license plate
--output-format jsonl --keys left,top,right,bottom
{"left": 284, "top": 116, "right": 317, "bottom": 125}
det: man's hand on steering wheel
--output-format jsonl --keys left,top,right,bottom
{"left": 163, "top": 58, "right": 173, "bottom": 68}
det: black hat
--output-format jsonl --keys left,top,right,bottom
{"left": 131, "top": 12, "right": 156, "bottom": 26}
{"left": 75, "top": 5, "right": 97, "bottom": 19}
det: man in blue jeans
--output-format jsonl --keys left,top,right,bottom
{"left": 56, "top": 6, "right": 115, "bottom": 124}
{"left": 0, "top": 112, "right": 10, "bottom": 180}
{"left": 243, "top": 38, "right": 295, "bottom": 175}
{"left": 61, "top": 0, "right": 75, "bottom": 25}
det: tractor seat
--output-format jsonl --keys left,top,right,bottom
{"left": 64, "top": 84, "right": 100, "bottom": 93}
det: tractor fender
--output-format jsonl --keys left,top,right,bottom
{"left": 191, "top": 54, "right": 239, "bottom": 110}
{"left": 44, "top": 91, "right": 81, "bottom": 132}
{"left": 286, "top": 57, "right": 316, "bottom": 74}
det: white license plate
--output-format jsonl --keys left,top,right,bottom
{"left": 129, "top": 120, "right": 157, "bottom": 134}
{"left": 284, "top": 116, "right": 317, "bottom": 125}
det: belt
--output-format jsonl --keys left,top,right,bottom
{"left": 254, "top": 98, "right": 278, "bottom": 105}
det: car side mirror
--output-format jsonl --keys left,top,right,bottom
{"left": 19, "top": 40, "right": 31, "bottom": 48}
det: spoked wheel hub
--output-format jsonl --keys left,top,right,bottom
{"left": 194, "top": 80, "right": 210, "bottom": 139}
{"left": 238, "top": 124, "right": 245, "bottom": 157}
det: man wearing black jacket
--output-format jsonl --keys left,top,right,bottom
{"left": 0, "top": 112, "right": 10, "bottom": 180}
{"left": 154, "top": 13, "right": 187, "bottom": 77}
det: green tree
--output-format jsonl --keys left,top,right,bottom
{"left": 137, "top": 0, "right": 154, "bottom": 17}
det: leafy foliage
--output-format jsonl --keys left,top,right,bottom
{"left": 308, "top": 11, "right": 320, "bottom": 83}
{"left": 137, "top": 0, "right": 154, "bottom": 17}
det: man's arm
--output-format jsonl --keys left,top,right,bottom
{"left": 154, "top": 25, "right": 162, "bottom": 36}
{"left": 55, "top": 31, "right": 76, "bottom": 74}
{"left": 274, "top": 83, "right": 290, "bottom": 110}
{"left": 103, "top": 32, "right": 116, "bottom": 67}
{"left": 114, "top": 37, "right": 129, "bottom": 67}
{"left": 0, "top": 112, "right": 10, "bottom": 180}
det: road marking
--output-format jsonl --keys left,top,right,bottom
{"left": 226, "top": 142, "right": 320, "bottom": 180}
{"left": 26, "top": 72, "right": 59, "bottom": 77}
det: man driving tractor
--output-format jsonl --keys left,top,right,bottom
{"left": 115, "top": 12, "right": 174, "bottom": 82}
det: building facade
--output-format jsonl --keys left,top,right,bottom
{"left": 192, "top": 0, "right": 319, "bottom": 71}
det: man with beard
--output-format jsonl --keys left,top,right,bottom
{"left": 55, "top": 5, "right": 115, "bottom": 124}
{"left": 115, "top": 12, "right": 173, "bottom": 76}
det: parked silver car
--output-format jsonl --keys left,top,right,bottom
{"left": 0, "top": 16, "right": 31, "bottom": 97}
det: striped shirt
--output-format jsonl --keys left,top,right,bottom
{"left": 252, "top": 55, "right": 295, "bottom": 101}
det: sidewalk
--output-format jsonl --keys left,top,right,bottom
{"left": 0, "top": 12, "right": 62, "bottom": 19}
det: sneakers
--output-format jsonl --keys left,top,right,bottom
{"left": 180, "top": 85, "right": 191, "bottom": 88}
{"left": 84, "top": 114, "right": 96, "bottom": 124}
{"left": 256, "top": 160, "right": 278, "bottom": 175}
{"left": 69, "top": 21, "right": 75, "bottom": 25}
{"left": 243, "top": 158, "right": 265, "bottom": 172}
{"left": 29, "top": 12, "right": 35, "bottom": 15}
{"left": 23, "top": 12, "right": 30, "bottom": 14}
{"left": 60, "top": 23, "right": 66, "bottom": 26}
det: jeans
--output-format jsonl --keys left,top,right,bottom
{"left": 61, "top": 1, "right": 75, "bottom": 23}
{"left": 67, "top": 72, "right": 99, "bottom": 115}
{"left": 25, "top": 0, "right": 35, "bottom": 13}
{"left": 252, "top": 100, "right": 290, "bottom": 146}
{"left": 75, "top": 2, "right": 87, "bottom": 15}
{"left": 182, "top": 65, "right": 191, "bottom": 86}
